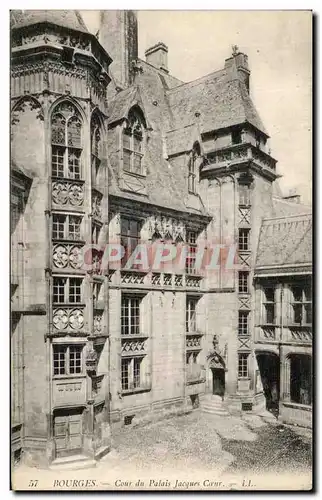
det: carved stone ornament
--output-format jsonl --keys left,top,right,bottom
{"left": 85, "top": 347, "right": 98, "bottom": 372}
{"left": 53, "top": 308, "right": 84, "bottom": 331}
{"left": 207, "top": 334, "right": 228, "bottom": 370}
{"left": 148, "top": 215, "right": 186, "bottom": 241}
{"left": 11, "top": 97, "right": 44, "bottom": 125}
{"left": 52, "top": 181, "right": 84, "bottom": 207}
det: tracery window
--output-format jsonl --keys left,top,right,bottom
{"left": 123, "top": 111, "right": 144, "bottom": 175}
{"left": 51, "top": 103, "right": 83, "bottom": 179}
{"left": 91, "top": 115, "right": 102, "bottom": 182}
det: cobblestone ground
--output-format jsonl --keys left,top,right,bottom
{"left": 12, "top": 410, "right": 312, "bottom": 491}
{"left": 104, "top": 410, "right": 312, "bottom": 476}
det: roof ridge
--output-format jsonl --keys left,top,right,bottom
{"left": 167, "top": 67, "right": 226, "bottom": 93}
{"left": 137, "top": 58, "right": 183, "bottom": 86}
{"left": 262, "top": 213, "right": 312, "bottom": 222}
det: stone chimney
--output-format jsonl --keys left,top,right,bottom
{"left": 283, "top": 188, "right": 301, "bottom": 204}
{"left": 225, "top": 45, "right": 250, "bottom": 92}
{"left": 145, "top": 42, "right": 168, "bottom": 73}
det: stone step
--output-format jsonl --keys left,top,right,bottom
{"left": 201, "top": 402, "right": 225, "bottom": 409}
{"left": 201, "top": 398, "right": 230, "bottom": 416}
{"left": 202, "top": 407, "right": 230, "bottom": 416}
{"left": 50, "top": 454, "right": 97, "bottom": 471}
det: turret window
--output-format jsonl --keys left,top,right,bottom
{"left": 91, "top": 114, "right": 102, "bottom": 183}
{"left": 51, "top": 103, "right": 83, "bottom": 180}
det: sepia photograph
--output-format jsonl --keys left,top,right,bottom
{"left": 9, "top": 8, "right": 313, "bottom": 491}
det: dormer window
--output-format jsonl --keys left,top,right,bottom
{"left": 123, "top": 111, "right": 145, "bottom": 176}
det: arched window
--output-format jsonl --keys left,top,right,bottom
{"left": 51, "top": 103, "right": 82, "bottom": 180}
{"left": 91, "top": 114, "right": 102, "bottom": 181}
{"left": 123, "top": 110, "right": 144, "bottom": 175}
{"left": 188, "top": 143, "right": 200, "bottom": 194}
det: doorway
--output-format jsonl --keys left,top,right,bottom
{"left": 53, "top": 408, "right": 83, "bottom": 458}
{"left": 256, "top": 352, "right": 280, "bottom": 415}
{"left": 212, "top": 368, "right": 225, "bottom": 397}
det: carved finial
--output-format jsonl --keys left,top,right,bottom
{"left": 212, "top": 334, "right": 219, "bottom": 350}
{"left": 232, "top": 44, "right": 239, "bottom": 56}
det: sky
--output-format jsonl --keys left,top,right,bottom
{"left": 82, "top": 10, "right": 312, "bottom": 204}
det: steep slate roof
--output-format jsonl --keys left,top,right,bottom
{"left": 107, "top": 51, "right": 268, "bottom": 215}
{"left": 107, "top": 62, "right": 209, "bottom": 216}
{"left": 10, "top": 10, "right": 89, "bottom": 33}
{"left": 166, "top": 124, "right": 201, "bottom": 157}
{"left": 108, "top": 87, "right": 140, "bottom": 125}
{"left": 255, "top": 214, "right": 312, "bottom": 272}
{"left": 167, "top": 68, "right": 268, "bottom": 136}
{"left": 272, "top": 196, "right": 312, "bottom": 218}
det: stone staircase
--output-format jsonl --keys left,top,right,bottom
{"left": 200, "top": 394, "right": 230, "bottom": 416}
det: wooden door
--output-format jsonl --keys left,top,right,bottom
{"left": 212, "top": 368, "right": 225, "bottom": 397}
{"left": 54, "top": 409, "right": 83, "bottom": 458}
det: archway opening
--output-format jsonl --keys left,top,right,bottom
{"left": 256, "top": 352, "right": 280, "bottom": 415}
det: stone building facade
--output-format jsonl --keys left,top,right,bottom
{"left": 10, "top": 10, "right": 312, "bottom": 468}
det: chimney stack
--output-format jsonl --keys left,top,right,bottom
{"left": 145, "top": 42, "right": 168, "bottom": 73}
{"left": 283, "top": 188, "right": 301, "bottom": 204}
{"left": 225, "top": 46, "right": 250, "bottom": 93}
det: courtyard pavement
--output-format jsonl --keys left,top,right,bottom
{"left": 12, "top": 410, "right": 312, "bottom": 491}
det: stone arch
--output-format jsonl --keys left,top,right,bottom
{"left": 207, "top": 352, "right": 226, "bottom": 370}
{"left": 125, "top": 104, "right": 147, "bottom": 130}
{"left": 48, "top": 95, "right": 87, "bottom": 125}
{"left": 11, "top": 95, "right": 44, "bottom": 124}
{"left": 90, "top": 107, "right": 107, "bottom": 134}
{"left": 207, "top": 352, "right": 226, "bottom": 398}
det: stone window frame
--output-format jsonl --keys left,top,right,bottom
{"left": 238, "top": 352, "right": 249, "bottom": 378}
{"left": 262, "top": 286, "right": 276, "bottom": 325}
{"left": 121, "top": 294, "right": 143, "bottom": 336}
{"left": 52, "top": 276, "right": 84, "bottom": 304}
{"left": 51, "top": 103, "right": 83, "bottom": 180}
{"left": 91, "top": 114, "right": 102, "bottom": 184}
{"left": 188, "top": 142, "right": 201, "bottom": 195}
{"left": 238, "top": 310, "right": 249, "bottom": 336}
{"left": 121, "top": 108, "right": 146, "bottom": 177}
{"left": 186, "top": 295, "right": 199, "bottom": 333}
{"left": 53, "top": 343, "right": 84, "bottom": 377}
{"left": 185, "top": 230, "right": 198, "bottom": 275}
{"left": 238, "top": 183, "right": 251, "bottom": 207}
{"left": 121, "top": 356, "right": 144, "bottom": 391}
{"left": 120, "top": 216, "right": 141, "bottom": 268}
{"left": 52, "top": 212, "right": 83, "bottom": 241}
{"left": 290, "top": 285, "right": 312, "bottom": 326}
{"left": 238, "top": 228, "right": 250, "bottom": 251}
{"left": 238, "top": 270, "right": 249, "bottom": 294}
{"left": 186, "top": 351, "right": 200, "bottom": 365}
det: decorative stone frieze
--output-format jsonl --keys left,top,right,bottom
{"left": 52, "top": 243, "right": 83, "bottom": 269}
{"left": 52, "top": 180, "right": 85, "bottom": 207}
{"left": 52, "top": 307, "right": 84, "bottom": 331}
